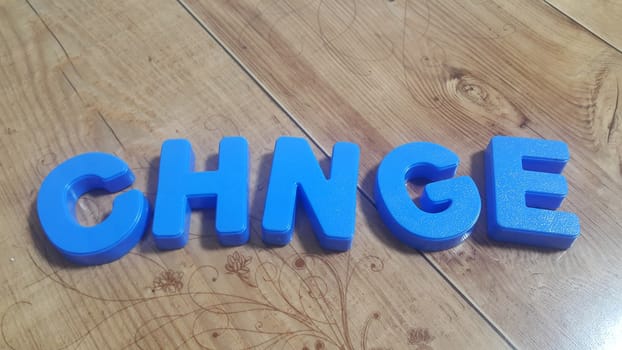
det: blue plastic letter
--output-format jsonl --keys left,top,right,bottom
{"left": 152, "top": 138, "right": 249, "bottom": 249}
{"left": 485, "top": 136, "right": 580, "bottom": 249}
{"left": 37, "top": 153, "right": 149, "bottom": 265}
{"left": 262, "top": 137, "right": 360, "bottom": 251}
{"left": 375, "top": 142, "right": 481, "bottom": 251}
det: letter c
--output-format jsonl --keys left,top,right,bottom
{"left": 37, "top": 153, "right": 149, "bottom": 265}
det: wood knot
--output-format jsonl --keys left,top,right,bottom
{"left": 456, "top": 78, "right": 489, "bottom": 105}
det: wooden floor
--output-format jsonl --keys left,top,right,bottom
{"left": 1, "top": 0, "right": 621, "bottom": 349}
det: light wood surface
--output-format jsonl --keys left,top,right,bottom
{"left": 180, "top": 0, "right": 622, "bottom": 349}
{"left": 0, "top": 0, "right": 509, "bottom": 349}
{"left": 1, "top": 0, "right": 620, "bottom": 349}
{"left": 546, "top": 0, "right": 622, "bottom": 52}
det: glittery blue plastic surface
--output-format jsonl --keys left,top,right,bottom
{"left": 37, "top": 152, "right": 149, "bottom": 265}
{"left": 485, "top": 136, "right": 580, "bottom": 249}
{"left": 262, "top": 137, "right": 360, "bottom": 251}
{"left": 375, "top": 142, "right": 481, "bottom": 251}
{"left": 152, "top": 137, "right": 249, "bottom": 250}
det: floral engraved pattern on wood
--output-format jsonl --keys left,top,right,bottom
{"left": 408, "top": 327, "right": 435, "bottom": 350}
{"left": 152, "top": 269, "right": 184, "bottom": 294}
{"left": 182, "top": 251, "right": 398, "bottom": 349}
{"left": 224, "top": 251, "right": 255, "bottom": 287}
{"left": 2, "top": 247, "right": 434, "bottom": 349}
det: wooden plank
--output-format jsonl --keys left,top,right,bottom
{"left": 0, "top": 0, "right": 510, "bottom": 349}
{"left": 546, "top": 0, "right": 622, "bottom": 52}
{"left": 181, "top": 0, "right": 622, "bottom": 349}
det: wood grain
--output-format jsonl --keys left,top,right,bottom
{"left": 181, "top": 0, "right": 622, "bottom": 349}
{"left": 0, "top": 0, "right": 510, "bottom": 349}
{"left": 546, "top": 0, "right": 622, "bottom": 52}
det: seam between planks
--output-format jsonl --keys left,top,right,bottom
{"left": 543, "top": 0, "right": 622, "bottom": 57}
{"left": 23, "top": 0, "right": 126, "bottom": 151}
{"left": 175, "top": 0, "right": 518, "bottom": 348}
